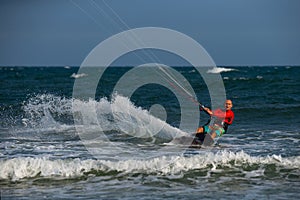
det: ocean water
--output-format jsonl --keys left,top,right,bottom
{"left": 0, "top": 66, "right": 299, "bottom": 199}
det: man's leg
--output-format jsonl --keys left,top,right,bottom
{"left": 210, "top": 132, "right": 217, "bottom": 139}
{"left": 193, "top": 126, "right": 207, "bottom": 144}
{"left": 196, "top": 127, "right": 204, "bottom": 133}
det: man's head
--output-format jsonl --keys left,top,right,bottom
{"left": 225, "top": 100, "right": 233, "bottom": 110}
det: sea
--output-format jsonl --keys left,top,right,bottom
{"left": 0, "top": 66, "right": 299, "bottom": 199}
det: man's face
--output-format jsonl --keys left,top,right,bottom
{"left": 225, "top": 100, "right": 233, "bottom": 110}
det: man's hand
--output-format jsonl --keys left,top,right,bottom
{"left": 199, "top": 104, "right": 205, "bottom": 111}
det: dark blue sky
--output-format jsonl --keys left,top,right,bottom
{"left": 0, "top": 0, "right": 299, "bottom": 66}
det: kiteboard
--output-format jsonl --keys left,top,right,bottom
{"left": 162, "top": 134, "right": 215, "bottom": 149}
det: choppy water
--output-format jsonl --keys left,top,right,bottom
{"left": 0, "top": 66, "right": 299, "bottom": 199}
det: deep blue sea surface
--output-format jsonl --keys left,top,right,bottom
{"left": 0, "top": 66, "right": 299, "bottom": 199}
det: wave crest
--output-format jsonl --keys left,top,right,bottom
{"left": 1, "top": 151, "right": 299, "bottom": 181}
{"left": 207, "top": 67, "right": 236, "bottom": 73}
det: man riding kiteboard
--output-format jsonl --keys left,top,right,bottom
{"left": 193, "top": 99, "right": 234, "bottom": 146}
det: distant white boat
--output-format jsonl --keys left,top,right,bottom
{"left": 70, "top": 73, "right": 88, "bottom": 78}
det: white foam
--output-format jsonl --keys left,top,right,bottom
{"left": 22, "top": 94, "right": 72, "bottom": 129}
{"left": 70, "top": 73, "right": 88, "bottom": 78}
{"left": 72, "top": 94, "right": 187, "bottom": 140}
{"left": 22, "top": 94, "right": 187, "bottom": 140}
{"left": 1, "top": 151, "right": 299, "bottom": 181}
{"left": 109, "top": 95, "right": 186, "bottom": 139}
{"left": 0, "top": 157, "right": 98, "bottom": 181}
{"left": 86, "top": 151, "right": 300, "bottom": 175}
{"left": 207, "top": 67, "right": 236, "bottom": 74}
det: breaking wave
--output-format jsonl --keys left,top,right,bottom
{"left": 1, "top": 151, "right": 299, "bottom": 181}
{"left": 207, "top": 67, "right": 236, "bottom": 73}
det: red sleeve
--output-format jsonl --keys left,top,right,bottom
{"left": 212, "top": 109, "right": 225, "bottom": 119}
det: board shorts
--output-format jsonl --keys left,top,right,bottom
{"left": 203, "top": 124, "right": 225, "bottom": 137}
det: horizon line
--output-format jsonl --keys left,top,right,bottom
{"left": 0, "top": 64, "right": 299, "bottom": 68}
